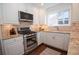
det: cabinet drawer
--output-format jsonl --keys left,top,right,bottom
{"left": 15, "top": 36, "right": 23, "bottom": 42}
{"left": 3, "top": 36, "right": 23, "bottom": 45}
{"left": 3, "top": 39, "right": 16, "bottom": 45}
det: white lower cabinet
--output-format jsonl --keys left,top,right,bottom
{"left": 37, "top": 32, "right": 43, "bottom": 45}
{"left": 3, "top": 36, "right": 24, "bottom": 55}
{"left": 39, "top": 32, "right": 70, "bottom": 51}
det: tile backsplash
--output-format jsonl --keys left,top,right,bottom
{"left": 0, "top": 21, "right": 79, "bottom": 39}
{"left": 1, "top": 24, "right": 18, "bottom": 39}
{"left": 19, "top": 22, "right": 32, "bottom": 28}
{"left": 0, "top": 21, "right": 33, "bottom": 39}
{"left": 47, "top": 21, "right": 79, "bottom": 32}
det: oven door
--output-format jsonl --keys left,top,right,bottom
{"left": 23, "top": 33, "right": 37, "bottom": 54}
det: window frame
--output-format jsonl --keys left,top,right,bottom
{"left": 46, "top": 9, "right": 71, "bottom": 26}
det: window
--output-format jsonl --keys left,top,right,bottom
{"left": 47, "top": 10, "right": 70, "bottom": 26}
{"left": 58, "top": 10, "right": 69, "bottom": 25}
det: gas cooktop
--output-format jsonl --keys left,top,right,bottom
{"left": 17, "top": 27, "right": 36, "bottom": 35}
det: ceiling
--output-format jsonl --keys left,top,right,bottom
{"left": 26, "top": 3, "right": 59, "bottom": 9}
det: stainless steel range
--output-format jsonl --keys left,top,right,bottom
{"left": 17, "top": 27, "right": 37, "bottom": 54}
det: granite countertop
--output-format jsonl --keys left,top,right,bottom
{"left": 42, "top": 30, "right": 71, "bottom": 34}
{"left": 3, "top": 34, "right": 22, "bottom": 40}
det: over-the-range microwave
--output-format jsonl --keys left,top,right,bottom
{"left": 18, "top": 11, "right": 33, "bottom": 22}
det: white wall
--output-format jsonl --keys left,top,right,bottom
{"left": 71, "top": 3, "right": 79, "bottom": 21}
{"left": 25, "top": 4, "right": 34, "bottom": 14}
{"left": 47, "top": 4, "right": 71, "bottom": 15}
{"left": 0, "top": 4, "right": 2, "bottom": 39}
{"left": 46, "top": 3, "right": 79, "bottom": 22}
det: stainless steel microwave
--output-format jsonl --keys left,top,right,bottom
{"left": 19, "top": 11, "right": 33, "bottom": 22}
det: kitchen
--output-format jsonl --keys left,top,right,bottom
{"left": 0, "top": 3, "right": 79, "bottom": 55}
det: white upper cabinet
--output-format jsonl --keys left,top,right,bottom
{"left": 33, "top": 8, "right": 40, "bottom": 24}
{"left": 33, "top": 7, "right": 46, "bottom": 25}
{"left": 2, "top": 4, "right": 19, "bottom": 25}
{"left": 0, "top": 4, "right": 3, "bottom": 24}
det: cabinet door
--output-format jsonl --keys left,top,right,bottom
{"left": 33, "top": 8, "right": 46, "bottom": 25}
{"left": 37, "top": 32, "right": 44, "bottom": 45}
{"left": 37, "top": 32, "right": 46, "bottom": 45}
{"left": 40, "top": 32, "right": 47, "bottom": 44}
{"left": 33, "top": 8, "right": 39, "bottom": 24}
{"left": 4, "top": 43, "right": 18, "bottom": 55}
{"left": 3, "top": 36, "right": 24, "bottom": 55}
{"left": 63, "top": 34, "right": 70, "bottom": 51}
{"left": 0, "top": 4, "right": 3, "bottom": 24}
{"left": 3, "top": 39, "right": 19, "bottom": 55}
{"left": 15, "top": 36, "right": 24, "bottom": 55}
{"left": 2, "top": 4, "right": 19, "bottom": 24}
{"left": 44, "top": 33, "right": 57, "bottom": 47}
{"left": 55, "top": 33, "right": 70, "bottom": 51}
{"left": 53, "top": 33, "right": 65, "bottom": 50}
{"left": 38, "top": 8, "right": 46, "bottom": 24}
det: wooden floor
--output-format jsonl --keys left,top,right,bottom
{"left": 24, "top": 43, "right": 67, "bottom": 55}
